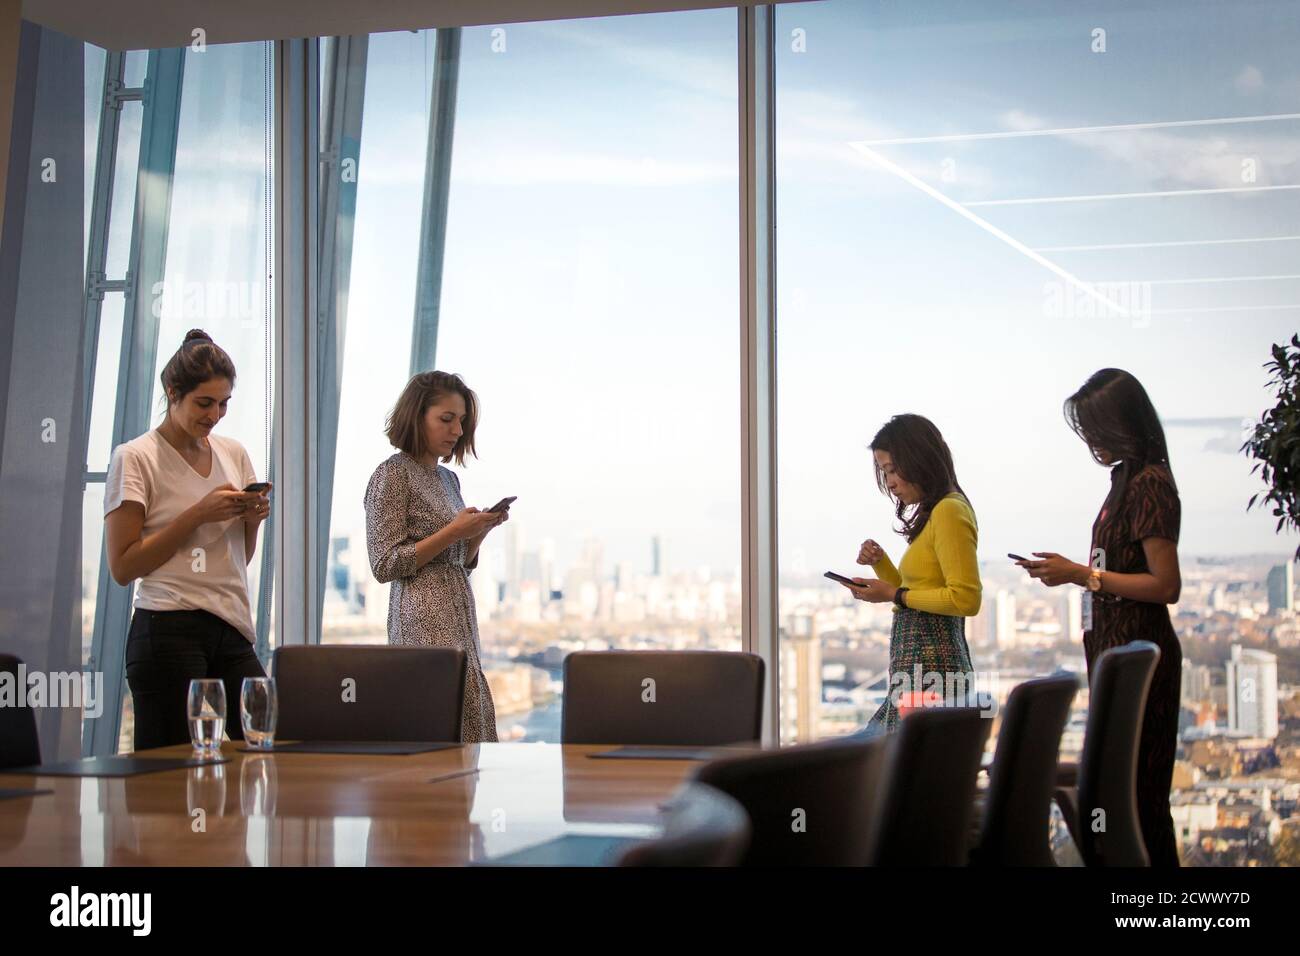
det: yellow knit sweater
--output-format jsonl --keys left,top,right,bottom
{"left": 871, "top": 493, "right": 981, "bottom": 617}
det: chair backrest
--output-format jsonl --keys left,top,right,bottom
{"left": 973, "top": 674, "right": 1078, "bottom": 866}
{"left": 273, "top": 645, "right": 466, "bottom": 742}
{"left": 561, "top": 651, "right": 764, "bottom": 746}
{"left": 691, "top": 735, "right": 888, "bottom": 865}
{"left": 0, "top": 654, "right": 41, "bottom": 770}
{"left": 617, "top": 783, "right": 751, "bottom": 867}
{"left": 869, "top": 707, "right": 992, "bottom": 866}
{"left": 1076, "top": 641, "right": 1160, "bottom": 867}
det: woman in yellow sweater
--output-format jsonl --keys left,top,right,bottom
{"left": 845, "top": 413, "right": 981, "bottom": 733}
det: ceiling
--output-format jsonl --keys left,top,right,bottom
{"left": 23, "top": 0, "right": 808, "bottom": 51}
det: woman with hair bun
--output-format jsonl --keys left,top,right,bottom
{"left": 104, "top": 329, "right": 270, "bottom": 751}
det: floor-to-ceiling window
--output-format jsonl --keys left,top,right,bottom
{"left": 775, "top": 0, "right": 1299, "bottom": 865}
{"left": 318, "top": 12, "right": 741, "bottom": 741}
{"left": 77, "top": 40, "right": 275, "bottom": 753}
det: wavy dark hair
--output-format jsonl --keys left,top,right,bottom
{"left": 1064, "top": 368, "right": 1176, "bottom": 512}
{"left": 870, "top": 414, "right": 969, "bottom": 542}
{"left": 159, "top": 328, "right": 236, "bottom": 411}
{"left": 385, "top": 370, "right": 479, "bottom": 466}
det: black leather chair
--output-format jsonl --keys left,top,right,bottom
{"left": 617, "top": 783, "right": 751, "bottom": 866}
{"left": 868, "top": 707, "right": 992, "bottom": 866}
{"left": 0, "top": 654, "right": 41, "bottom": 770}
{"left": 970, "top": 674, "right": 1078, "bottom": 866}
{"left": 1054, "top": 641, "right": 1160, "bottom": 867}
{"left": 561, "top": 651, "right": 764, "bottom": 746}
{"left": 691, "top": 735, "right": 888, "bottom": 865}
{"left": 273, "top": 645, "right": 466, "bottom": 742}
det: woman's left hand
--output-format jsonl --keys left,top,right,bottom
{"left": 846, "top": 577, "right": 897, "bottom": 603}
{"left": 243, "top": 484, "right": 272, "bottom": 525}
{"left": 1022, "top": 552, "right": 1089, "bottom": 587}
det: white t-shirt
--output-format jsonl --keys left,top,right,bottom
{"left": 104, "top": 430, "right": 259, "bottom": 642}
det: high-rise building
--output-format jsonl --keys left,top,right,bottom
{"left": 1060, "top": 588, "right": 1083, "bottom": 643}
{"left": 994, "top": 590, "right": 1017, "bottom": 649}
{"left": 969, "top": 588, "right": 993, "bottom": 649}
{"left": 780, "top": 613, "right": 822, "bottom": 744}
{"left": 540, "top": 538, "right": 556, "bottom": 601}
{"left": 1266, "top": 563, "right": 1295, "bottom": 614}
{"left": 1180, "top": 660, "right": 1213, "bottom": 707}
{"left": 1225, "top": 644, "right": 1279, "bottom": 739}
{"left": 503, "top": 522, "right": 523, "bottom": 599}
{"left": 651, "top": 535, "right": 662, "bottom": 577}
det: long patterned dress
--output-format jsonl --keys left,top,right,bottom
{"left": 363, "top": 452, "right": 498, "bottom": 742}
{"left": 1085, "top": 463, "right": 1182, "bottom": 867}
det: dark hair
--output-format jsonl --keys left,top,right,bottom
{"left": 870, "top": 413, "right": 969, "bottom": 542}
{"left": 159, "top": 329, "right": 236, "bottom": 410}
{"left": 1064, "top": 368, "right": 1176, "bottom": 511}
{"left": 385, "top": 370, "right": 479, "bottom": 466}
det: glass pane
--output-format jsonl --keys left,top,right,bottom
{"left": 150, "top": 41, "right": 275, "bottom": 627}
{"left": 775, "top": 0, "right": 1299, "bottom": 866}
{"left": 84, "top": 291, "right": 124, "bottom": 473}
{"left": 102, "top": 99, "right": 141, "bottom": 280}
{"left": 81, "top": 483, "right": 105, "bottom": 669}
{"left": 319, "top": 14, "right": 741, "bottom": 744}
{"left": 122, "top": 49, "right": 148, "bottom": 88}
{"left": 83, "top": 43, "right": 106, "bottom": 269}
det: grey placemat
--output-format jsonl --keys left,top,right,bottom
{"left": 0, "top": 788, "right": 53, "bottom": 801}
{"left": 235, "top": 740, "right": 461, "bottom": 755}
{"left": 588, "top": 746, "right": 722, "bottom": 761}
{"left": 0, "top": 756, "right": 229, "bottom": 777}
{"left": 478, "top": 834, "right": 641, "bottom": 866}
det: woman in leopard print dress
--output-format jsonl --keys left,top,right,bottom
{"left": 364, "top": 371, "right": 507, "bottom": 742}
{"left": 1021, "top": 368, "right": 1184, "bottom": 867}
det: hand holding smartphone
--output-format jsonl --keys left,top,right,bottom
{"left": 244, "top": 482, "right": 271, "bottom": 494}
{"left": 486, "top": 496, "right": 517, "bottom": 514}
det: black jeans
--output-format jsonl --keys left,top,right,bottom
{"left": 125, "top": 608, "right": 267, "bottom": 751}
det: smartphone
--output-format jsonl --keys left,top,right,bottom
{"left": 824, "top": 571, "right": 858, "bottom": 587}
{"left": 1007, "top": 553, "right": 1030, "bottom": 562}
{"left": 244, "top": 482, "right": 271, "bottom": 494}
{"left": 486, "top": 496, "right": 517, "bottom": 514}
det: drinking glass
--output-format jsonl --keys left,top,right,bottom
{"left": 187, "top": 678, "right": 226, "bottom": 758}
{"left": 240, "top": 676, "right": 278, "bottom": 750}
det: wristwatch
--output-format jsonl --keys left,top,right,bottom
{"left": 893, "top": 587, "right": 909, "bottom": 608}
{"left": 1086, "top": 568, "right": 1103, "bottom": 592}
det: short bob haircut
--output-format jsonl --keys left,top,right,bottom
{"left": 384, "top": 370, "right": 479, "bottom": 466}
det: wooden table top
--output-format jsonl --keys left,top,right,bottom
{"left": 0, "top": 742, "right": 720, "bottom": 866}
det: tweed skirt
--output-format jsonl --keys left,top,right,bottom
{"left": 867, "top": 606, "right": 974, "bottom": 734}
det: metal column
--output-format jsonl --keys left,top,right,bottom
{"left": 409, "top": 28, "right": 461, "bottom": 375}
{"left": 738, "top": 5, "right": 780, "bottom": 745}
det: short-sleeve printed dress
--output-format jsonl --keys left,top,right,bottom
{"left": 1085, "top": 463, "right": 1182, "bottom": 867}
{"left": 364, "top": 452, "right": 499, "bottom": 742}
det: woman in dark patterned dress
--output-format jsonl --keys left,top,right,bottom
{"left": 364, "top": 371, "right": 509, "bottom": 743}
{"left": 1021, "top": 368, "right": 1183, "bottom": 867}
{"left": 843, "top": 414, "right": 982, "bottom": 733}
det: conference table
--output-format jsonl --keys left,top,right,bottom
{"left": 0, "top": 741, "right": 744, "bottom": 866}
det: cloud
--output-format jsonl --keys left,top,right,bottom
{"left": 1060, "top": 124, "right": 1300, "bottom": 190}
{"left": 1235, "top": 65, "right": 1265, "bottom": 94}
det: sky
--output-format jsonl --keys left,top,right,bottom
{"left": 81, "top": 0, "right": 1300, "bottom": 594}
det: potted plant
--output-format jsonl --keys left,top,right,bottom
{"left": 1243, "top": 333, "right": 1300, "bottom": 560}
